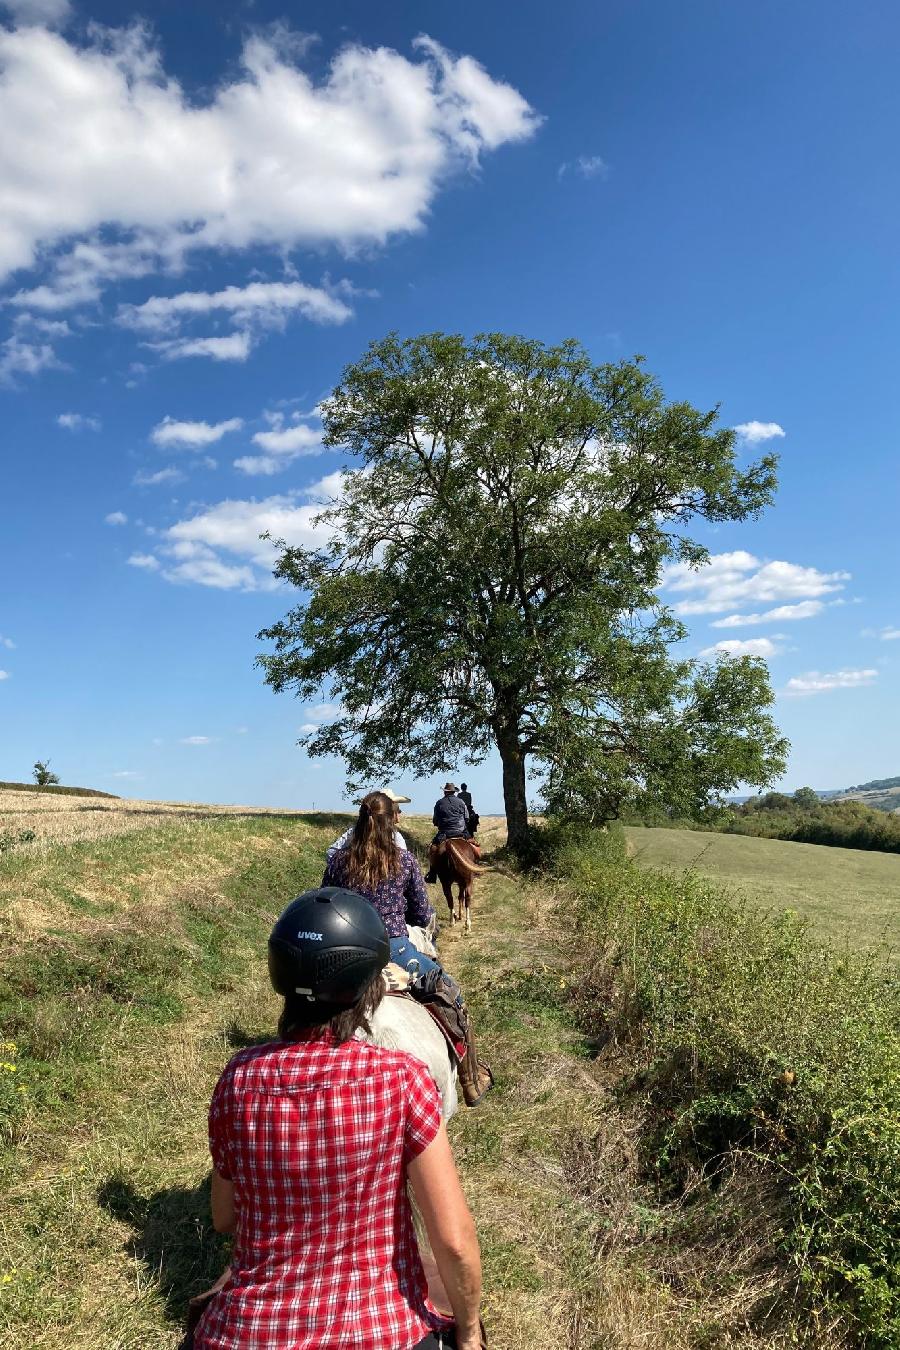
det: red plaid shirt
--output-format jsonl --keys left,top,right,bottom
{"left": 196, "top": 1035, "right": 449, "bottom": 1349}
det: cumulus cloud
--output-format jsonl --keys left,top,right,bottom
{"left": 711, "top": 600, "right": 825, "bottom": 628}
{"left": 127, "top": 552, "right": 161, "bottom": 570}
{"left": 0, "top": 25, "right": 540, "bottom": 303}
{"left": 105, "top": 510, "right": 127, "bottom": 526}
{"left": 1, "top": 0, "right": 71, "bottom": 26}
{"left": 733, "top": 421, "right": 785, "bottom": 443}
{"left": 235, "top": 413, "right": 323, "bottom": 475}
{"left": 783, "top": 669, "right": 877, "bottom": 697}
{"left": 121, "top": 280, "right": 352, "bottom": 334}
{"left": 0, "top": 670, "right": 9, "bottom": 681}
{"left": 133, "top": 466, "right": 185, "bottom": 487}
{"left": 58, "top": 411, "right": 100, "bottom": 431}
{"left": 0, "top": 635, "right": 14, "bottom": 649}
{"left": 699, "top": 637, "right": 781, "bottom": 659}
{"left": 151, "top": 416, "right": 243, "bottom": 449}
{"left": 131, "top": 473, "right": 344, "bottom": 590}
{"left": 663, "top": 551, "right": 849, "bottom": 616}
{"left": 863, "top": 625, "right": 900, "bottom": 641}
{"left": 152, "top": 331, "right": 253, "bottom": 363}
{"left": 0, "top": 334, "right": 62, "bottom": 381}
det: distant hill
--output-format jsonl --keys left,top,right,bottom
{"left": 830, "top": 775, "right": 900, "bottom": 814}
{"left": 0, "top": 781, "right": 119, "bottom": 799}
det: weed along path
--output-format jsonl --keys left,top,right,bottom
{"left": 0, "top": 807, "right": 760, "bottom": 1349}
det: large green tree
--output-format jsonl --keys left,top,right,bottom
{"left": 258, "top": 333, "right": 788, "bottom": 852}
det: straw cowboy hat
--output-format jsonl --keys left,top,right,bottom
{"left": 358, "top": 787, "right": 411, "bottom": 804}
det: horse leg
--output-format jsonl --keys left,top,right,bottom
{"left": 464, "top": 883, "right": 472, "bottom": 934}
{"left": 454, "top": 882, "right": 464, "bottom": 925}
{"left": 440, "top": 873, "right": 455, "bottom": 924}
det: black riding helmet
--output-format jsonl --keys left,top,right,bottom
{"left": 268, "top": 887, "right": 389, "bottom": 1013}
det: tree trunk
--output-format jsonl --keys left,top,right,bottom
{"left": 497, "top": 726, "right": 529, "bottom": 855}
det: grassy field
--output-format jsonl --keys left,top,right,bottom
{"left": 0, "top": 793, "right": 797, "bottom": 1348}
{"left": 624, "top": 824, "right": 900, "bottom": 948}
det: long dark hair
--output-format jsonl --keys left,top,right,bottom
{"left": 344, "top": 790, "right": 402, "bottom": 890}
{"left": 278, "top": 972, "right": 385, "bottom": 1045}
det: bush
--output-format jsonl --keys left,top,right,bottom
{"left": 548, "top": 824, "right": 900, "bottom": 1347}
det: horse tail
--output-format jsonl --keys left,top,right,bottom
{"left": 445, "top": 838, "right": 486, "bottom": 883}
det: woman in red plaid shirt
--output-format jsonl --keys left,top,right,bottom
{"left": 193, "top": 887, "right": 483, "bottom": 1350}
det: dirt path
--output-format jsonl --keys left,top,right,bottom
{"left": 417, "top": 822, "right": 615, "bottom": 1347}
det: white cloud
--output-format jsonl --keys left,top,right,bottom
{"left": 57, "top": 411, "right": 100, "bottom": 431}
{"left": 0, "top": 636, "right": 14, "bottom": 649}
{"left": 151, "top": 416, "right": 243, "bottom": 449}
{"left": 127, "top": 552, "right": 161, "bottom": 570}
{"left": 235, "top": 414, "right": 323, "bottom": 475}
{"left": 132, "top": 474, "right": 344, "bottom": 591}
{"left": 700, "top": 637, "right": 781, "bottom": 659}
{"left": 105, "top": 510, "right": 127, "bottom": 526}
{"left": 16, "top": 314, "right": 71, "bottom": 336}
{"left": 783, "top": 668, "right": 877, "bottom": 697}
{"left": 733, "top": 421, "right": 785, "bottom": 443}
{"left": 121, "top": 280, "right": 352, "bottom": 334}
{"left": 663, "top": 551, "right": 849, "bottom": 616}
{"left": 0, "top": 26, "right": 539, "bottom": 300}
{"left": 133, "top": 466, "right": 185, "bottom": 487}
{"left": 711, "top": 600, "right": 825, "bottom": 628}
{"left": 0, "top": 335, "right": 62, "bottom": 381}
{"left": 0, "top": 670, "right": 9, "bottom": 681}
{"left": 180, "top": 735, "right": 214, "bottom": 745}
{"left": 299, "top": 722, "right": 319, "bottom": 734}
{"left": 111, "top": 769, "right": 142, "bottom": 779}
{"left": 559, "top": 154, "right": 608, "bottom": 180}
{"left": 1, "top": 0, "right": 71, "bottom": 26}
{"left": 300, "top": 702, "right": 341, "bottom": 726}
{"left": 863, "top": 625, "right": 900, "bottom": 642}
{"left": 152, "top": 332, "right": 253, "bottom": 363}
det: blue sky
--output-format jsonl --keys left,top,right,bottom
{"left": 1, "top": 0, "right": 897, "bottom": 811}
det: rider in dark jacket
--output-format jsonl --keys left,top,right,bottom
{"left": 424, "top": 784, "right": 469, "bottom": 883}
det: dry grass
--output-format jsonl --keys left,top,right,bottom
{"left": 0, "top": 808, "right": 835, "bottom": 1349}
{"left": 0, "top": 787, "right": 307, "bottom": 850}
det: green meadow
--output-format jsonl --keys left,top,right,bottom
{"left": 623, "top": 824, "right": 900, "bottom": 949}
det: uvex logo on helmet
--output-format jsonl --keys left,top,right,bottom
{"left": 296, "top": 930, "right": 324, "bottom": 942}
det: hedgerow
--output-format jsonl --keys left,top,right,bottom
{"left": 547, "top": 823, "right": 900, "bottom": 1347}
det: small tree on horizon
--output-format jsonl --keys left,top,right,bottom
{"left": 257, "top": 332, "right": 789, "bottom": 853}
{"left": 33, "top": 760, "right": 60, "bottom": 788}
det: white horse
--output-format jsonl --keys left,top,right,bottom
{"left": 365, "top": 963, "right": 458, "bottom": 1119}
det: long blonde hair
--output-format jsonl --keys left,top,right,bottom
{"left": 345, "top": 791, "right": 401, "bottom": 890}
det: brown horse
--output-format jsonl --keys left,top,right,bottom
{"left": 436, "top": 838, "right": 481, "bottom": 933}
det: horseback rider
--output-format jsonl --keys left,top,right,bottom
{"left": 321, "top": 792, "right": 493, "bottom": 1107}
{"left": 458, "top": 783, "right": 479, "bottom": 837}
{"left": 424, "top": 783, "right": 471, "bottom": 885}
{"left": 327, "top": 786, "right": 410, "bottom": 860}
{"left": 322, "top": 791, "right": 440, "bottom": 979}
{"left": 191, "top": 888, "right": 484, "bottom": 1350}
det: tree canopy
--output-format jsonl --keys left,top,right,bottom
{"left": 258, "top": 332, "right": 788, "bottom": 851}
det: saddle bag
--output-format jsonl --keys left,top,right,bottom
{"left": 408, "top": 968, "right": 468, "bottom": 1065}
{"left": 409, "top": 969, "right": 494, "bottom": 1107}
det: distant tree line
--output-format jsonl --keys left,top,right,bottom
{"left": 725, "top": 789, "right": 900, "bottom": 854}
{"left": 635, "top": 787, "right": 900, "bottom": 856}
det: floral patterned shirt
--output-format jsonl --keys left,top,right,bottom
{"left": 321, "top": 849, "right": 434, "bottom": 938}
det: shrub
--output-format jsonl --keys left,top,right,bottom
{"left": 547, "top": 824, "right": 900, "bottom": 1347}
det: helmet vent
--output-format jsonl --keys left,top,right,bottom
{"left": 316, "top": 949, "right": 362, "bottom": 980}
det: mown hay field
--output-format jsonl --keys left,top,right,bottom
{"left": 624, "top": 823, "right": 900, "bottom": 948}
{"left": 0, "top": 788, "right": 307, "bottom": 850}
